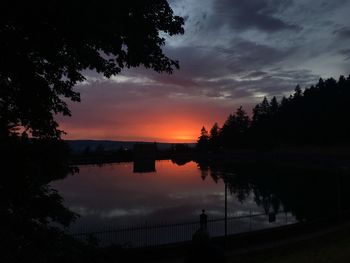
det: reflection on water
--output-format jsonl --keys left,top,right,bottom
{"left": 53, "top": 158, "right": 350, "bottom": 246}
{"left": 133, "top": 159, "right": 156, "bottom": 173}
{"left": 197, "top": 158, "right": 350, "bottom": 222}
{"left": 53, "top": 160, "right": 286, "bottom": 233}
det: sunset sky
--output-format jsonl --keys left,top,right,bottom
{"left": 58, "top": 0, "right": 350, "bottom": 143}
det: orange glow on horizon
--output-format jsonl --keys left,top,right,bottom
{"left": 60, "top": 116, "right": 210, "bottom": 143}
{"left": 58, "top": 98, "right": 229, "bottom": 143}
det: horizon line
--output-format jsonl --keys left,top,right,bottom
{"left": 64, "top": 138, "right": 196, "bottom": 144}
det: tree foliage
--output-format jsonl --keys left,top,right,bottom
{"left": 1, "top": 136, "right": 79, "bottom": 262}
{"left": 1, "top": 1, "right": 184, "bottom": 261}
{"left": 197, "top": 75, "right": 350, "bottom": 149}
{"left": 197, "top": 126, "right": 210, "bottom": 151}
{"left": 209, "top": 123, "right": 220, "bottom": 150}
{"left": 0, "top": 0, "right": 184, "bottom": 139}
{"left": 219, "top": 106, "right": 250, "bottom": 148}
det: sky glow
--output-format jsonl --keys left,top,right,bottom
{"left": 58, "top": 0, "right": 350, "bottom": 142}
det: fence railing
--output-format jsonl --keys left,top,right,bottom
{"left": 71, "top": 211, "right": 295, "bottom": 248}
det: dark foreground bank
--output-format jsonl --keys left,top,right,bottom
{"left": 98, "top": 211, "right": 350, "bottom": 263}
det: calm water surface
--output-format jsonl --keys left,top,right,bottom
{"left": 53, "top": 160, "right": 290, "bottom": 233}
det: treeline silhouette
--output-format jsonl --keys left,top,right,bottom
{"left": 196, "top": 159, "right": 350, "bottom": 222}
{"left": 197, "top": 75, "right": 350, "bottom": 150}
{"left": 69, "top": 143, "right": 194, "bottom": 165}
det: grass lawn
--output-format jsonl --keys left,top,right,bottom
{"left": 228, "top": 224, "right": 350, "bottom": 263}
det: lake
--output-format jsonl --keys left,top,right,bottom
{"left": 53, "top": 159, "right": 296, "bottom": 241}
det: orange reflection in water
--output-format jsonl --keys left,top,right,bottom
{"left": 53, "top": 160, "right": 228, "bottom": 228}
{"left": 155, "top": 160, "right": 200, "bottom": 176}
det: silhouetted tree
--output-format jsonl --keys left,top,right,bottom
{"left": 252, "top": 97, "right": 270, "bottom": 125}
{"left": 83, "top": 146, "right": 91, "bottom": 155}
{"left": 235, "top": 106, "right": 250, "bottom": 134}
{"left": 219, "top": 106, "right": 250, "bottom": 149}
{"left": 1, "top": 2, "right": 184, "bottom": 261}
{"left": 209, "top": 123, "right": 220, "bottom": 150}
{"left": 198, "top": 74, "right": 350, "bottom": 149}
{"left": 95, "top": 144, "right": 105, "bottom": 153}
{"left": 1, "top": 1, "right": 184, "bottom": 139}
{"left": 1, "top": 136, "right": 80, "bottom": 262}
{"left": 197, "top": 126, "right": 210, "bottom": 151}
{"left": 262, "top": 75, "right": 350, "bottom": 145}
{"left": 220, "top": 114, "right": 237, "bottom": 148}
{"left": 270, "top": 96, "right": 279, "bottom": 115}
{"left": 196, "top": 159, "right": 350, "bottom": 222}
{"left": 293, "top": 84, "right": 303, "bottom": 98}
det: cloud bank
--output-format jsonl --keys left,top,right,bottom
{"left": 58, "top": 0, "right": 350, "bottom": 142}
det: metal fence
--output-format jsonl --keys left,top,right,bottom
{"left": 72, "top": 211, "right": 295, "bottom": 248}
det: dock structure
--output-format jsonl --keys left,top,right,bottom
{"left": 133, "top": 143, "right": 157, "bottom": 173}
{"left": 133, "top": 143, "right": 157, "bottom": 159}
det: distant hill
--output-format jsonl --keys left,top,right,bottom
{"left": 65, "top": 140, "right": 195, "bottom": 153}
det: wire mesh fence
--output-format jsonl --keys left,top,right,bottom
{"left": 71, "top": 211, "right": 295, "bottom": 248}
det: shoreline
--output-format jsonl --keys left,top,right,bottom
{"left": 107, "top": 211, "right": 350, "bottom": 262}
{"left": 69, "top": 147, "right": 350, "bottom": 169}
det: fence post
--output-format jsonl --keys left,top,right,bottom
{"left": 285, "top": 211, "right": 287, "bottom": 224}
{"left": 225, "top": 182, "right": 227, "bottom": 239}
{"left": 145, "top": 221, "right": 148, "bottom": 247}
{"left": 249, "top": 210, "right": 252, "bottom": 231}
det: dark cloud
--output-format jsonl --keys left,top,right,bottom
{"left": 164, "top": 45, "right": 234, "bottom": 78}
{"left": 338, "top": 49, "right": 350, "bottom": 60}
{"left": 254, "top": 69, "right": 319, "bottom": 94}
{"left": 333, "top": 27, "right": 350, "bottom": 39}
{"left": 58, "top": 0, "right": 350, "bottom": 141}
{"left": 213, "top": 0, "right": 300, "bottom": 32}
{"left": 193, "top": 68, "right": 318, "bottom": 100}
{"left": 243, "top": 71, "right": 268, "bottom": 78}
{"left": 162, "top": 38, "right": 297, "bottom": 84}
{"left": 225, "top": 39, "right": 296, "bottom": 71}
